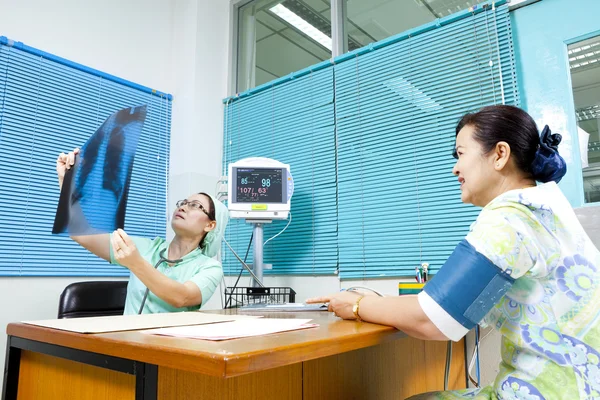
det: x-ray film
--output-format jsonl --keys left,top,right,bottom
{"left": 52, "top": 105, "right": 147, "bottom": 235}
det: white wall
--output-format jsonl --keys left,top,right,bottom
{"left": 0, "top": 0, "right": 231, "bottom": 389}
{"left": 167, "top": 0, "right": 231, "bottom": 240}
{"left": 0, "top": 0, "right": 176, "bottom": 91}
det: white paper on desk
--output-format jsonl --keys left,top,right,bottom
{"left": 23, "top": 312, "right": 260, "bottom": 333}
{"left": 145, "top": 318, "right": 318, "bottom": 340}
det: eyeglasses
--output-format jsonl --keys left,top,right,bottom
{"left": 176, "top": 199, "right": 210, "bottom": 216}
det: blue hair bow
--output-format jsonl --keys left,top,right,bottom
{"left": 530, "top": 125, "right": 567, "bottom": 183}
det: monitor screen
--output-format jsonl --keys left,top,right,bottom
{"left": 233, "top": 167, "right": 284, "bottom": 203}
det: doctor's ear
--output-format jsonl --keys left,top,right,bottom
{"left": 204, "top": 221, "right": 216, "bottom": 232}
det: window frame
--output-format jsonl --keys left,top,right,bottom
{"left": 229, "top": 0, "right": 345, "bottom": 95}
{"left": 228, "top": 0, "right": 540, "bottom": 95}
{"left": 566, "top": 29, "right": 600, "bottom": 207}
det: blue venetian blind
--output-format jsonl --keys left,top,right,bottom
{"left": 222, "top": 66, "right": 337, "bottom": 275}
{"left": 0, "top": 38, "right": 172, "bottom": 276}
{"left": 335, "top": 3, "right": 519, "bottom": 279}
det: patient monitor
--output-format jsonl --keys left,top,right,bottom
{"left": 227, "top": 157, "right": 294, "bottom": 286}
{"left": 228, "top": 157, "right": 293, "bottom": 220}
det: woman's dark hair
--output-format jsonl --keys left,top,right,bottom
{"left": 455, "top": 105, "right": 540, "bottom": 178}
{"left": 198, "top": 192, "right": 216, "bottom": 249}
{"left": 456, "top": 106, "right": 567, "bottom": 183}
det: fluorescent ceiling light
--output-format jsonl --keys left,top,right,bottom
{"left": 576, "top": 105, "right": 600, "bottom": 121}
{"left": 421, "top": 0, "right": 473, "bottom": 17}
{"left": 270, "top": 3, "right": 332, "bottom": 51}
{"left": 569, "top": 41, "right": 600, "bottom": 70}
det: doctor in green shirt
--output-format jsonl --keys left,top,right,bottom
{"left": 56, "top": 148, "right": 229, "bottom": 314}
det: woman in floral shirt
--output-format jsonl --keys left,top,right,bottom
{"left": 308, "top": 105, "right": 600, "bottom": 399}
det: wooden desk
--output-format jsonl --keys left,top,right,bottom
{"left": 3, "top": 310, "right": 466, "bottom": 400}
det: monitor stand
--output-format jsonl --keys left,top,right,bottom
{"left": 246, "top": 219, "right": 272, "bottom": 287}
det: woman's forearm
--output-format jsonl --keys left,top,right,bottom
{"left": 71, "top": 234, "right": 111, "bottom": 262}
{"left": 357, "top": 295, "right": 448, "bottom": 341}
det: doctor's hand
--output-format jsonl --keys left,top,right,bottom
{"left": 56, "top": 148, "right": 80, "bottom": 189}
{"left": 306, "top": 291, "right": 363, "bottom": 320}
{"left": 112, "top": 229, "right": 144, "bottom": 270}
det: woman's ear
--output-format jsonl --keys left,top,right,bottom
{"left": 204, "top": 221, "right": 217, "bottom": 232}
{"left": 494, "top": 141, "right": 511, "bottom": 170}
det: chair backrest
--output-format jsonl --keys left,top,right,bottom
{"left": 58, "top": 281, "right": 128, "bottom": 319}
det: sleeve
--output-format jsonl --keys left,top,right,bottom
{"left": 418, "top": 207, "right": 539, "bottom": 341}
{"left": 188, "top": 261, "right": 224, "bottom": 307}
{"left": 109, "top": 234, "right": 156, "bottom": 265}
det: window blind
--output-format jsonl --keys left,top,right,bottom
{"left": 335, "top": 4, "right": 519, "bottom": 279}
{"left": 222, "top": 66, "right": 338, "bottom": 275}
{"left": 0, "top": 38, "right": 172, "bottom": 276}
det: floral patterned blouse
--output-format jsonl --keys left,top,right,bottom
{"left": 425, "top": 182, "right": 600, "bottom": 400}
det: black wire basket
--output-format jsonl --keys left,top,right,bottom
{"left": 224, "top": 286, "right": 296, "bottom": 309}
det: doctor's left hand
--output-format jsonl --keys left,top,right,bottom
{"left": 112, "top": 229, "right": 144, "bottom": 270}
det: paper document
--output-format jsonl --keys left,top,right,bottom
{"left": 145, "top": 318, "right": 318, "bottom": 340}
{"left": 23, "top": 311, "right": 259, "bottom": 333}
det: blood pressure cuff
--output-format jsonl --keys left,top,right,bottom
{"left": 418, "top": 239, "right": 515, "bottom": 341}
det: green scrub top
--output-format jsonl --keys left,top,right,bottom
{"left": 110, "top": 235, "right": 223, "bottom": 314}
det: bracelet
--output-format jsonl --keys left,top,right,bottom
{"left": 353, "top": 295, "right": 365, "bottom": 322}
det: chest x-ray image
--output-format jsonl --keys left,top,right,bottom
{"left": 53, "top": 105, "right": 147, "bottom": 235}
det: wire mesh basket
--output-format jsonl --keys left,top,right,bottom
{"left": 224, "top": 287, "right": 296, "bottom": 309}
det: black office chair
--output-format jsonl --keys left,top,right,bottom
{"left": 58, "top": 281, "right": 128, "bottom": 319}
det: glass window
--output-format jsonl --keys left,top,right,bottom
{"left": 345, "top": 0, "right": 479, "bottom": 50}
{"left": 568, "top": 36, "right": 600, "bottom": 203}
{"left": 237, "top": 0, "right": 332, "bottom": 93}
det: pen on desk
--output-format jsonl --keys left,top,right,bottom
{"left": 415, "top": 266, "right": 421, "bottom": 283}
{"left": 422, "top": 263, "right": 428, "bottom": 283}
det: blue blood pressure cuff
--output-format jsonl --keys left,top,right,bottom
{"left": 419, "top": 239, "right": 515, "bottom": 341}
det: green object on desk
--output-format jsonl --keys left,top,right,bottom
{"left": 398, "top": 282, "right": 425, "bottom": 295}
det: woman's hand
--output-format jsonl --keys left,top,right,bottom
{"left": 111, "top": 229, "right": 144, "bottom": 270}
{"left": 306, "top": 291, "right": 363, "bottom": 319}
{"left": 56, "top": 148, "right": 80, "bottom": 189}
{"left": 310, "top": 291, "right": 448, "bottom": 341}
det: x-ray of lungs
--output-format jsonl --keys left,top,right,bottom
{"left": 53, "top": 105, "right": 147, "bottom": 235}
